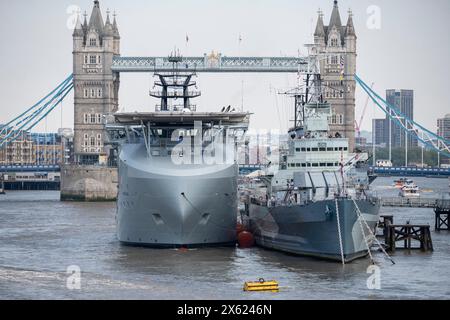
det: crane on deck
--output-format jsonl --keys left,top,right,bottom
{"left": 355, "top": 82, "right": 374, "bottom": 147}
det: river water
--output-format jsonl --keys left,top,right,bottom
{"left": 0, "top": 177, "right": 449, "bottom": 300}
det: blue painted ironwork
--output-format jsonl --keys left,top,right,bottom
{"left": 239, "top": 164, "right": 263, "bottom": 175}
{"left": 0, "top": 165, "right": 60, "bottom": 173}
{"left": 355, "top": 75, "right": 450, "bottom": 158}
{"left": 0, "top": 75, "right": 74, "bottom": 148}
{"left": 369, "top": 166, "right": 450, "bottom": 177}
{"left": 112, "top": 55, "right": 309, "bottom": 73}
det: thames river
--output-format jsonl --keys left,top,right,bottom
{"left": 0, "top": 177, "right": 449, "bottom": 300}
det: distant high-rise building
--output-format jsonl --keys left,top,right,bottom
{"left": 437, "top": 114, "right": 450, "bottom": 165}
{"left": 372, "top": 118, "right": 387, "bottom": 146}
{"left": 437, "top": 114, "right": 450, "bottom": 140}
{"left": 386, "top": 89, "right": 417, "bottom": 148}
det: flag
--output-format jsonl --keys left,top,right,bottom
{"left": 239, "top": 33, "right": 243, "bottom": 44}
{"left": 186, "top": 34, "right": 189, "bottom": 43}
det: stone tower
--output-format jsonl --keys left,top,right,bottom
{"left": 313, "top": 0, "right": 357, "bottom": 151}
{"left": 72, "top": 0, "right": 120, "bottom": 165}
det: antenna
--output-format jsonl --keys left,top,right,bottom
{"left": 241, "top": 80, "right": 245, "bottom": 112}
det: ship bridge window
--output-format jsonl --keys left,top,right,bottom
{"left": 296, "top": 148, "right": 301, "bottom": 152}
{"left": 343, "top": 147, "right": 348, "bottom": 151}
{"left": 296, "top": 163, "right": 301, "bottom": 167}
{"left": 320, "top": 163, "right": 326, "bottom": 167}
{"left": 327, "top": 163, "right": 334, "bottom": 167}
{"left": 327, "top": 147, "right": 334, "bottom": 151}
{"left": 312, "top": 148, "right": 318, "bottom": 152}
{"left": 301, "top": 163, "right": 307, "bottom": 167}
{"left": 175, "top": 129, "right": 199, "bottom": 137}
{"left": 312, "top": 163, "right": 319, "bottom": 167}
{"left": 306, "top": 148, "right": 311, "bottom": 152}
{"left": 319, "top": 147, "right": 326, "bottom": 152}
{"left": 301, "top": 148, "right": 306, "bottom": 152}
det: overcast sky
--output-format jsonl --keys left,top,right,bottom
{"left": 0, "top": 0, "right": 449, "bottom": 134}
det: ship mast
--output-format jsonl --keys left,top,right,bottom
{"left": 280, "top": 53, "right": 326, "bottom": 138}
{"left": 150, "top": 51, "right": 201, "bottom": 112}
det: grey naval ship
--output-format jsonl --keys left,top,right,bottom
{"left": 107, "top": 54, "right": 250, "bottom": 247}
{"left": 244, "top": 71, "right": 380, "bottom": 263}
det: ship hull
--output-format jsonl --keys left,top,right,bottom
{"left": 249, "top": 199, "right": 380, "bottom": 263}
{"left": 117, "top": 144, "right": 238, "bottom": 247}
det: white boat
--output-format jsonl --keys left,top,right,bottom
{"left": 399, "top": 184, "right": 420, "bottom": 197}
{"left": 393, "top": 178, "right": 413, "bottom": 189}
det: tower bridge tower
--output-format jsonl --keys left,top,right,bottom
{"left": 313, "top": 0, "right": 357, "bottom": 151}
{"left": 72, "top": 0, "right": 120, "bottom": 165}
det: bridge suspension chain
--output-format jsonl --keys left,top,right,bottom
{"left": 0, "top": 74, "right": 74, "bottom": 148}
{"left": 355, "top": 75, "right": 450, "bottom": 158}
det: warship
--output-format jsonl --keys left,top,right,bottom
{"left": 244, "top": 66, "right": 380, "bottom": 263}
{"left": 107, "top": 54, "right": 250, "bottom": 247}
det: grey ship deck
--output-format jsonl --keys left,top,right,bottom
{"left": 113, "top": 112, "right": 250, "bottom": 126}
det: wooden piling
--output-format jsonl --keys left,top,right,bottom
{"left": 434, "top": 207, "right": 449, "bottom": 231}
{"left": 385, "top": 224, "right": 433, "bottom": 252}
{"left": 378, "top": 215, "right": 394, "bottom": 238}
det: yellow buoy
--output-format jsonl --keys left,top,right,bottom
{"left": 243, "top": 278, "right": 279, "bottom": 292}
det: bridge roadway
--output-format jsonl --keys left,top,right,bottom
{"left": 370, "top": 166, "right": 450, "bottom": 177}
{"left": 112, "top": 55, "right": 309, "bottom": 73}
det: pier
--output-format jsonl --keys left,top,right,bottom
{"left": 435, "top": 204, "right": 450, "bottom": 231}
{"left": 378, "top": 215, "right": 394, "bottom": 237}
{"left": 385, "top": 223, "right": 434, "bottom": 252}
{"left": 379, "top": 197, "right": 450, "bottom": 209}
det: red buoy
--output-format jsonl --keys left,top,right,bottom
{"left": 236, "top": 223, "right": 246, "bottom": 235}
{"left": 238, "top": 231, "right": 255, "bottom": 248}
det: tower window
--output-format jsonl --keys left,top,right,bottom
{"left": 83, "top": 134, "right": 88, "bottom": 147}
{"left": 84, "top": 114, "right": 88, "bottom": 124}
{"left": 84, "top": 55, "right": 88, "bottom": 64}
{"left": 97, "top": 114, "right": 102, "bottom": 123}
{"left": 90, "top": 89, "right": 95, "bottom": 98}
{"left": 90, "top": 136, "right": 96, "bottom": 147}
{"left": 89, "top": 38, "right": 97, "bottom": 46}
{"left": 97, "top": 134, "right": 102, "bottom": 147}
{"left": 98, "top": 55, "right": 101, "bottom": 64}
{"left": 90, "top": 114, "right": 96, "bottom": 123}
{"left": 331, "top": 55, "right": 338, "bottom": 65}
{"left": 97, "top": 89, "right": 102, "bottom": 98}
{"left": 330, "top": 38, "right": 338, "bottom": 47}
{"left": 84, "top": 89, "right": 89, "bottom": 98}
{"left": 90, "top": 55, "right": 96, "bottom": 64}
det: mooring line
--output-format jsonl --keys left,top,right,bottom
{"left": 335, "top": 198, "right": 345, "bottom": 266}
{"left": 353, "top": 199, "right": 395, "bottom": 265}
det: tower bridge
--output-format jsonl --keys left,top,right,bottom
{"left": 1, "top": 0, "right": 449, "bottom": 199}
{"left": 111, "top": 55, "right": 310, "bottom": 73}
